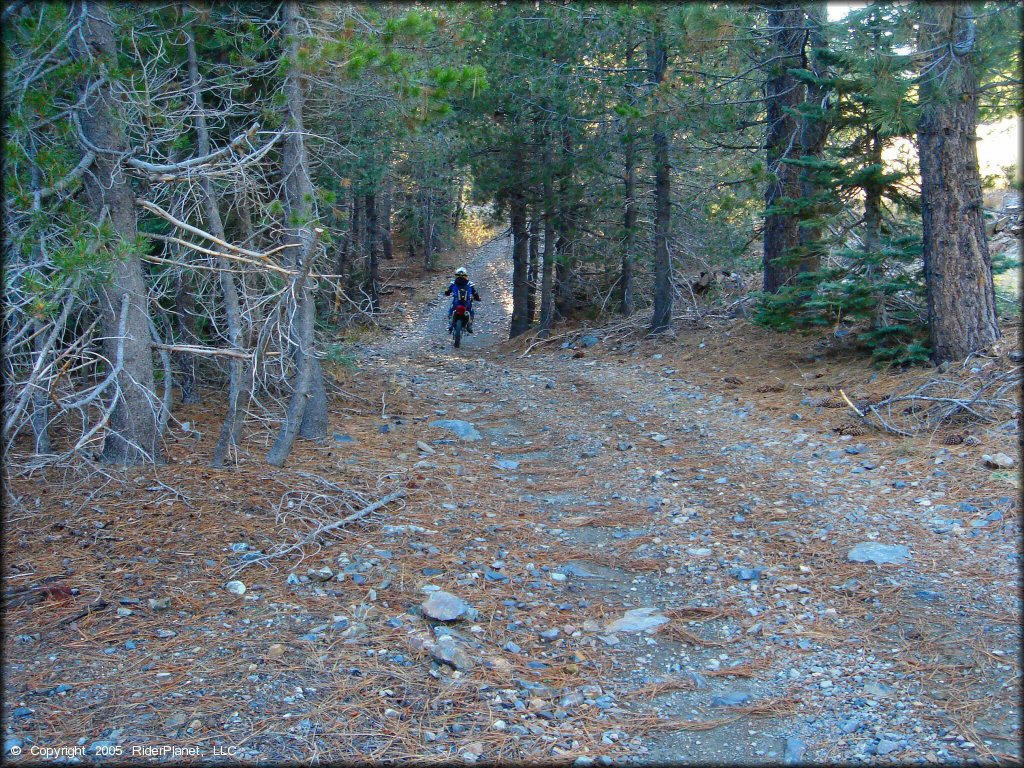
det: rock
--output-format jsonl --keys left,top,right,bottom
{"left": 580, "top": 335, "right": 600, "bottom": 348}
{"left": 711, "top": 691, "right": 751, "bottom": 707}
{"left": 734, "top": 567, "right": 763, "bottom": 581}
{"left": 863, "top": 680, "right": 894, "bottom": 698}
{"left": 165, "top": 712, "right": 188, "bottom": 729}
{"left": 604, "top": 607, "right": 669, "bottom": 633}
{"left": 876, "top": 739, "right": 900, "bottom": 755}
{"left": 148, "top": 597, "right": 170, "bottom": 611}
{"left": 308, "top": 566, "right": 334, "bottom": 582}
{"left": 783, "top": 737, "right": 806, "bottom": 765}
{"left": 421, "top": 590, "right": 475, "bottom": 621}
{"left": 268, "top": 643, "right": 285, "bottom": 660}
{"left": 550, "top": 572, "right": 567, "bottom": 582}
{"left": 847, "top": 542, "right": 911, "bottom": 565}
{"left": 429, "top": 420, "right": 482, "bottom": 441}
{"left": 155, "top": 629, "right": 177, "bottom": 639}
{"left": 416, "top": 441, "right": 435, "bottom": 454}
{"left": 224, "top": 580, "right": 246, "bottom": 596}
{"left": 11, "top": 707, "right": 33, "bottom": 719}
{"left": 333, "top": 432, "right": 354, "bottom": 443}
{"left": 494, "top": 458, "right": 520, "bottom": 470}
{"left": 430, "top": 636, "right": 474, "bottom": 670}
{"left": 574, "top": 757, "right": 595, "bottom": 767}
{"left": 982, "top": 452, "right": 1015, "bottom": 469}
{"left": 4, "top": 737, "right": 23, "bottom": 755}
{"left": 840, "top": 717, "right": 862, "bottom": 734}
{"left": 687, "top": 671, "right": 708, "bottom": 689}
{"left": 539, "top": 628, "right": 561, "bottom": 641}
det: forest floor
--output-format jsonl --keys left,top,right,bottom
{"left": 3, "top": 234, "right": 1021, "bottom": 765}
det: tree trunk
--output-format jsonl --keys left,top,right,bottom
{"left": 762, "top": 3, "right": 806, "bottom": 293}
{"left": 509, "top": 187, "right": 531, "bottom": 338}
{"left": 26, "top": 135, "right": 52, "bottom": 453}
{"left": 70, "top": 1, "right": 163, "bottom": 465}
{"left": 796, "top": 4, "right": 832, "bottom": 275}
{"left": 538, "top": 141, "right": 556, "bottom": 337}
{"left": 333, "top": 196, "right": 352, "bottom": 318}
{"left": 649, "top": 21, "right": 672, "bottom": 333}
{"left": 184, "top": 30, "right": 252, "bottom": 466}
{"left": 527, "top": 215, "right": 539, "bottom": 322}
{"left": 269, "top": 0, "right": 327, "bottom": 465}
{"left": 917, "top": 3, "right": 999, "bottom": 363}
{"left": 380, "top": 188, "right": 393, "bottom": 260}
{"left": 423, "top": 191, "right": 434, "bottom": 271}
{"left": 31, "top": 319, "right": 52, "bottom": 453}
{"left": 348, "top": 193, "right": 362, "bottom": 300}
{"left": 174, "top": 272, "right": 201, "bottom": 405}
{"left": 863, "top": 129, "right": 889, "bottom": 329}
{"left": 364, "top": 192, "right": 381, "bottom": 312}
{"left": 554, "top": 123, "right": 576, "bottom": 321}
{"left": 621, "top": 118, "right": 637, "bottom": 316}
{"left": 620, "top": 39, "right": 638, "bottom": 317}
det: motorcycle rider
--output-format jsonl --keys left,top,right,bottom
{"left": 445, "top": 267, "right": 481, "bottom": 334}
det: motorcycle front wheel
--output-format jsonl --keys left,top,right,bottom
{"left": 453, "top": 318, "right": 463, "bottom": 348}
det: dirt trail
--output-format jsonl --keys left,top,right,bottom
{"left": 369, "top": 232, "right": 514, "bottom": 361}
{"left": 358, "top": 236, "right": 1021, "bottom": 764}
{"left": 3, "top": 238, "right": 1016, "bottom": 765}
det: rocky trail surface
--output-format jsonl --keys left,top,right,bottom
{"left": 3, "top": 237, "right": 1020, "bottom": 764}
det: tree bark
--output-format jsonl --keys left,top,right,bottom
{"left": 620, "top": 39, "right": 638, "bottom": 317}
{"left": 649, "top": 20, "right": 672, "bottom": 333}
{"left": 380, "top": 188, "right": 393, "bottom": 260}
{"left": 762, "top": 3, "right": 806, "bottom": 293}
{"left": 70, "top": 1, "right": 163, "bottom": 465}
{"left": 796, "top": 3, "right": 832, "bottom": 275}
{"left": 554, "top": 122, "right": 576, "bottom": 321}
{"left": 422, "top": 190, "right": 434, "bottom": 271}
{"left": 184, "top": 30, "right": 252, "bottom": 466}
{"left": 538, "top": 140, "right": 556, "bottom": 337}
{"left": 509, "top": 187, "right": 531, "bottom": 338}
{"left": 917, "top": 3, "right": 999, "bottom": 363}
{"left": 364, "top": 192, "right": 381, "bottom": 312}
{"left": 620, "top": 118, "right": 637, "bottom": 316}
{"left": 173, "top": 272, "right": 201, "bottom": 405}
{"left": 527, "top": 215, "right": 539, "bottom": 322}
{"left": 269, "top": 0, "right": 327, "bottom": 463}
{"left": 863, "top": 128, "right": 889, "bottom": 329}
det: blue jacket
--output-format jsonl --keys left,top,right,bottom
{"left": 445, "top": 278, "right": 481, "bottom": 310}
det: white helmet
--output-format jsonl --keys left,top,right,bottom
{"left": 454, "top": 267, "right": 468, "bottom": 278}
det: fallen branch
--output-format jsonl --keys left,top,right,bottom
{"left": 50, "top": 599, "right": 110, "bottom": 629}
{"left": 150, "top": 342, "right": 251, "bottom": 360}
{"left": 238, "top": 489, "right": 407, "bottom": 569}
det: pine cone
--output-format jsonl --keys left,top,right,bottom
{"left": 942, "top": 433, "right": 964, "bottom": 445}
{"left": 723, "top": 376, "right": 742, "bottom": 386}
{"left": 963, "top": 435, "right": 981, "bottom": 446}
{"left": 756, "top": 382, "right": 785, "bottom": 393}
{"left": 834, "top": 422, "right": 866, "bottom": 436}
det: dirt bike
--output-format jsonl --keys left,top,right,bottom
{"left": 450, "top": 303, "right": 470, "bottom": 348}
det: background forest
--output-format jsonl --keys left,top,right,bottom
{"left": 3, "top": 1, "right": 1021, "bottom": 469}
